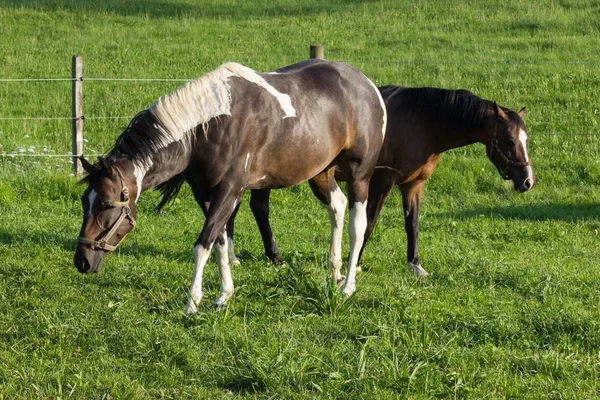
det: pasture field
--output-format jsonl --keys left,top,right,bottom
{"left": 1, "top": 0, "right": 600, "bottom": 398}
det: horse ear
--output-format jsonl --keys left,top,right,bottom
{"left": 518, "top": 107, "right": 526, "bottom": 118}
{"left": 496, "top": 104, "right": 508, "bottom": 120}
{"left": 98, "top": 157, "right": 114, "bottom": 177}
{"left": 80, "top": 156, "right": 95, "bottom": 173}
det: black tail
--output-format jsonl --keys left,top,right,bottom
{"left": 155, "top": 174, "right": 185, "bottom": 212}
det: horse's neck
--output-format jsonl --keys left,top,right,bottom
{"left": 432, "top": 124, "right": 480, "bottom": 154}
{"left": 133, "top": 152, "right": 190, "bottom": 196}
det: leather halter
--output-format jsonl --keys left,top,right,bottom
{"left": 487, "top": 104, "right": 532, "bottom": 180}
{"left": 78, "top": 166, "right": 136, "bottom": 251}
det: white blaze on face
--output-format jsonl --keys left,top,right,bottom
{"left": 87, "top": 189, "right": 98, "bottom": 217}
{"left": 518, "top": 129, "right": 530, "bottom": 162}
{"left": 518, "top": 128, "right": 534, "bottom": 177}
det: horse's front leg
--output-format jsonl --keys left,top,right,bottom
{"left": 186, "top": 185, "right": 241, "bottom": 314}
{"left": 213, "top": 225, "right": 234, "bottom": 307}
{"left": 399, "top": 180, "right": 428, "bottom": 277}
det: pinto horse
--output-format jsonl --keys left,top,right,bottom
{"left": 225, "top": 85, "right": 535, "bottom": 275}
{"left": 74, "top": 59, "right": 386, "bottom": 313}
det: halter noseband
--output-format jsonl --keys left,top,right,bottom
{"left": 487, "top": 103, "right": 532, "bottom": 180}
{"left": 78, "top": 165, "right": 136, "bottom": 251}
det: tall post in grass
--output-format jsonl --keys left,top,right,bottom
{"left": 71, "top": 55, "right": 83, "bottom": 175}
{"left": 310, "top": 45, "right": 324, "bottom": 59}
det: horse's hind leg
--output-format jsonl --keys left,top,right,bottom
{"left": 308, "top": 168, "right": 347, "bottom": 284}
{"left": 250, "top": 189, "right": 283, "bottom": 264}
{"left": 399, "top": 180, "right": 428, "bottom": 277}
{"left": 225, "top": 202, "right": 241, "bottom": 266}
{"left": 357, "top": 168, "right": 398, "bottom": 265}
{"left": 341, "top": 176, "right": 370, "bottom": 297}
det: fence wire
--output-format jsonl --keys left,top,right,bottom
{"left": 1, "top": 60, "right": 599, "bottom": 162}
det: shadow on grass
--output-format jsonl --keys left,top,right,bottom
{"left": 4, "top": 0, "right": 374, "bottom": 19}
{"left": 434, "top": 202, "right": 600, "bottom": 222}
{"left": 0, "top": 227, "right": 196, "bottom": 260}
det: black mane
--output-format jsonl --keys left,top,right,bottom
{"left": 79, "top": 110, "right": 183, "bottom": 186}
{"left": 105, "top": 109, "right": 170, "bottom": 166}
{"left": 379, "top": 85, "right": 492, "bottom": 130}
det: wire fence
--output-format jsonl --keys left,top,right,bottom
{"left": 1, "top": 56, "right": 599, "bottom": 161}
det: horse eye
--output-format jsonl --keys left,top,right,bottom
{"left": 100, "top": 201, "right": 114, "bottom": 210}
{"left": 506, "top": 139, "right": 516, "bottom": 148}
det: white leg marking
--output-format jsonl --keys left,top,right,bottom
{"left": 186, "top": 244, "right": 212, "bottom": 314}
{"left": 228, "top": 236, "right": 241, "bottom": 266}
{"left": 214, "top": 226, "right": 234, "bottom": 307}
{"left": 408, "top": 261, "right": 429, "bottom": 277}
{"left": 327, "top": 186, "right": 347, "bottom": 283}
{"left": 86, "top": 189, "right": 98, "bottom": 217}
{"left": 342, "top": 201, "right": 367, "bottom": 297}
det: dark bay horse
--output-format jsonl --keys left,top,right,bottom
{"left": 226, "top": 85, "right": 535, "bottom": 275}
{"left": 74, "top": 59, "right": 386, "bottom": 313}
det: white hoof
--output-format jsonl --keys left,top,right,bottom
{"left": 185, "top": 300, "right": 198, "bottom": 315}
{"left": 408, "top": 262, "right": 429, "bottom": 277}
{"left": 231, "top": 258, "right": 241, "bottom": 267}
{"left": 213, "top": 288, "right": 233, "bottom": 307}
{"left": 341, "top": 281, "right": 355, "bottom": 298}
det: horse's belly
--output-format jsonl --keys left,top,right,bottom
{"left": 246, "top": 142, "right": 341, "bottom": 189}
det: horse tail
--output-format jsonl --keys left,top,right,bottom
{"left": 155, "top": 173, "right": 185, "bottom": 212}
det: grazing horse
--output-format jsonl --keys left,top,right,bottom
{"left": 74, "top": 59, "right": 386, "bottom": 313}
{"left": 226, "top": 85, "right": 535, "bottom": 275}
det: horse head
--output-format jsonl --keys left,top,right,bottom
{"left": 74, "top": 156, "right": 138, "bottom": 273}
{"left": 485, "top": 104, "right": 535, "bottom": 192}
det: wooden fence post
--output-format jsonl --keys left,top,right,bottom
{"left": 310, "top": 45, "right": 324, "bottom": 59}
{"left": 71, "top": 55, "right": 83, "bottom": 175}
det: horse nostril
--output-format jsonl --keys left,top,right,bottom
{"left": 523, "top": 178, "right": 533, "bottom": 191}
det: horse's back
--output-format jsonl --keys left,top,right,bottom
{"left": 218, "top": 60, "right": 385, "bottom": 188}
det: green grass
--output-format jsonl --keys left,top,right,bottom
{"left": 1, "top": 0, "right": 600, "bottom": 398}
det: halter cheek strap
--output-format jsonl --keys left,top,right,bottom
{"left": 78, "top": 165, "right": 136, "bottom": 251}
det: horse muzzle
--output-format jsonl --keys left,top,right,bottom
{"left": 513, "top": 167, "right": 535, "bottom": 193}
{"left": 74, "top": 245, "right": 105, "bottom": 273}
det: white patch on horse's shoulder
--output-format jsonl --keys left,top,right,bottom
{"left": 87, "top": 189, "right": 98, "bottom": 217}
{"left": 148, "top": 62, "right": 296, "bottom": 152}
{"left": 222, "top": 63, "right": 296, "bottom": 119}
{"left": 245, "top": 152, "right": 250, "bottom": 171}
{"left": 365, "top": 77, "right": 387, "bottom": 138}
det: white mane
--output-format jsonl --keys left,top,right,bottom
{"left": 149, "top": 62, "right": 296, "bottom": 144}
